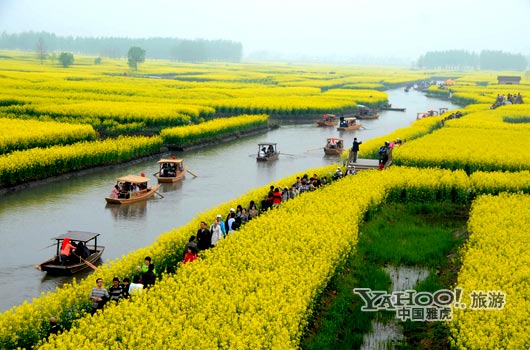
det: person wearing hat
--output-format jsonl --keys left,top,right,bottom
{"left": 333, "top": 167, "right": 343, "bottom": 180}
{"left": 346, "top": 165, "right": 357, "bottom": 175}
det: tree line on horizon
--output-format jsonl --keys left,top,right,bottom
{"left": 417, "top": 50, "right": 528, "bottom": 71}
{"left": 0, "top": 31, "right": 243, "bottom": 63}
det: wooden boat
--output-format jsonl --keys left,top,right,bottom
{"left": 416, "top": 109, "right": 440, "bottom": 120}
{"left": 323, "top": 137, "right": 344, "bottom": 155}
{"left": 105, "top": 175, "right": 161, "bottom": 204}
{"left": 380, "top": 107, "right": 406, "bottom": 112}
{"left": 353, "top": 105, "right": 379, "bottom": 120}
{"left": 315, "top": 114, "right": 338, "bottom": 127}
{"left": 156, "top": 158, "right": 187, "bottom": 183}
{"left": 337, "top": 117, "right": 362, "bottom": 131}
{"left": 37, "top": 231, "right": 104, "bottom": 275}
{"left": 257, "top": 143, "right": 279, "bottom": 161}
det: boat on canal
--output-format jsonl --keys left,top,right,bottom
{"left": 156, "top": 158, "right": 187, "bottom": 183}
{"left": 257, "top": 143, "right": 280, "bottom": 161}
{"left": 323, "top": 137, "right": 344, "bottom": 155}
{"left": 315, "top": 113, "right": 338, "bottom": 127}
{"left": 37, "top": 231, "right": 104, "bottom": 275}
{"left": 380, "top": 104, "right": 406, "bottom": 112}
{"left": 352, "top": 105, "right": 379, "bottom": 120}
{"left": 337, "top": 116, "right": 362, "bottom": 131}
{"left": 105, "top": 175, "right": 161, "bottom": 204}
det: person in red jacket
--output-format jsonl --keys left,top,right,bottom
{"left": 272, "top": 187, "right": 282, "bottom": 208}
{"left": 60, "top": 237, "right": 76, "bottom": 264}
{"left": 183, "top": 246, "right": 198, "bottom": 264}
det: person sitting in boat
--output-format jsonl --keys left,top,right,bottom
{"left": 60, "top": 237, "right": 76, "bottom": 264}
{"left": 110, "top": 185, "right": 119, "bottom": 199}
{"left": 133, "top": 183, "right": 141, "bottom": 196}
{"left": 267, "top": 145, "right": 274, "bottom": 156}
{"left": 160, "top": 164, "right": 168, "bottom": 177}
{"left": 76, "top": 241, "right": 91, "bottom": 259}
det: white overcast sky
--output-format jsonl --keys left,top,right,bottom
{"left": 1, "top": 0, "right": 529, "bottom": 60}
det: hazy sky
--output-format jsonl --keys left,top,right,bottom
{"left": 1, "top": 0, "right": 529, "bottom": 60}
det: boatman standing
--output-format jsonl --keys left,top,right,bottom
{"left": 348, "top": 137, "right": 362, "bottom": 164}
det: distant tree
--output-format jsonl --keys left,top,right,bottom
{"left": 127, "top": 46, "right": 145, "bottom": 70}
{"left": 35, "top": 37, "right": 47, "bottom": 64}
{"left": 58, "top": 52, "right": 74, "bottom": 67}
{"left": 94, "top": 57, "right": 102, "bottom": 65}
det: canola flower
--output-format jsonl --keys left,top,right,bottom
{"left": 0, "top": 136, "right": 162, "bottom": 185}
{"left": 0, "top": 166, "right": 488, "bottom": 350}
{"left": 0, "top": 51, "right": 454, "bottom": 131}
{"left": 451, "top": 193, "right": 530, "bottom": 349}
{"left": 160, "top": 114, "right": 269, "bottom": 146}
{"left": 2, "top": 168, "right": 529, "bottom": 348}
{"left": 0, "top": 117, "right": 96, "bottom": 154}
{"left": 394, "top": 125, "right": 530, "bottom": 173}
{"left": 2, "top": 50, "right": 530, "bottom": 348}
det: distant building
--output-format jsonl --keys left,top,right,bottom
{"left": 497, "top": 76, "right": 521, "bottom": 85}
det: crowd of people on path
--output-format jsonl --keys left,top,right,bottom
{"left": 491, "top": 93, "right": 524, "bottom": 109}
{"left": 440, "top": 111, "right": 463, "bottom": 126}
{"left": 88, "top": 256, "right": 157, "bottom": 314}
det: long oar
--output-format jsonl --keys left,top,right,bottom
{"left": 280, "top": 153, "right": 297, "bottom": 156}
{"left": 306, "top": 147, "right": 323, "bottom": 153}
{"left": 152, "top": 171, "right": 160, "bottom": 176}
{"left": 186, "top": 169, "right": 198, "bottom": 177}
{"left": 154, "top": 191, "right": 165, "bottom": 198}
{"left": 38, "top": 243, "right": 56, "bottom": 251}
{"left": 72, "top": 252, "right": 98, "bottom": 271}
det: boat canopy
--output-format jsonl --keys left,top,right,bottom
{"left": 258, "top": 143, "right": 278, "bottom": 154}
{"left": 116, "top": 175, "right": 150, "bottom": 184}
{"left": 158, "top": 158, "right": 183, "bottom": 164}
{"left": 343, "top": 117, "right": 357, "bottom": 121}
{"left": 326, "top": 137, "right": 343, "bottom": 142}
{"left": 52, "top": 231, "right": 100, "bottom": 242}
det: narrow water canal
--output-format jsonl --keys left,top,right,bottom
{"left": 0, "top": 88, "right": 461, "bottom": 312}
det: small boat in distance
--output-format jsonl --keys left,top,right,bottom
{"left": 323, "top": 137, "right": 344, "bottom": 155}
{"left": 316, "top": 113, "right": 338, "bottom": 127}
{"left": 257, "top": 143, "right": 280, "bottom": 161}
{"left": 37, "top": 231, "right": 104, "bottom": 275}
{"left": 380, "top": 105, "right": 406, "bottom": 112}
{"left": 337, "top": 117, "right": 362, "bottom": 131}
{"left": 156, "top": 158, "right": 187, "bottom": 183}
{"left": 105, "top": 175, "right": 160, "bottom": 204}
{"left": 353, "top": 105, "right": 379, "bottom": 120}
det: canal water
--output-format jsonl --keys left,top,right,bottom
{"left": 0, "top": 88, "right": 460, "bottom": 312}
